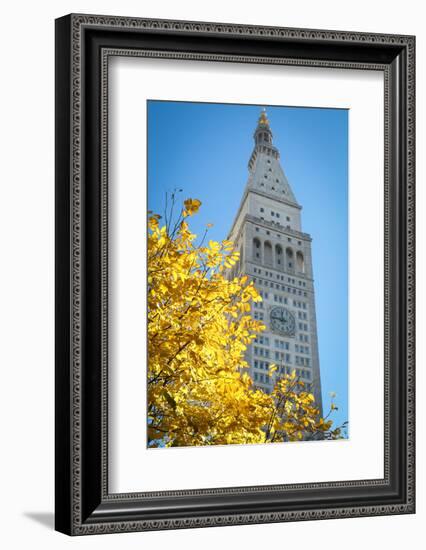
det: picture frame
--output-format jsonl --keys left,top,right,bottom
{"left": 55, "top": 13, "right": 415, "bottom": 535}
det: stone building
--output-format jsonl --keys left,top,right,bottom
{"left": 228, "top": 109, "right": 323, "bottom": 414}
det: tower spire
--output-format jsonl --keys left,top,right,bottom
{"left": 253, "top": 108, "right": 274, "bottom": 149}
{"left": 247, "top": 110, "right": 299, "bottom": 207}
{"left": 258, "top": 108, "right": 270, "bottom": 127}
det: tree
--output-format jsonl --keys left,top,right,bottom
{"left": 147, "top": 197, "right": 344, "bottom": 447}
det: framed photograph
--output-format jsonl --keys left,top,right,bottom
{"left": 55, "top": 14, "right": 415, "bottom": 535}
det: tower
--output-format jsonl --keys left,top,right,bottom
{"left": 228, "top": 110, "right": 323, "bottom": 414}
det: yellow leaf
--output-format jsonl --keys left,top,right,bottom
{"left": 184, "top": 198, "right": 202, "bottom": 216}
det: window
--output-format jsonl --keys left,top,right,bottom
{"left": 286, "top": 216, "right": 291, "bottom": 221}
{"left": 276, "top": 213, "right": 280, "bottom": 218}
{"left": 264, "top": 241, "right": 273, "bottom": 266}
{"left": 271, "top": 211, "right": 275, "bottom": 216}
{"left": 296, "top": 251, "right": 305, "bottom": 273}
{"left": 260, "top": 207, "right": 264, "bottom": 213}
{"left": 255, "top": 227, "right": 259, "bottom": 232}
{"left": 253, "top": 237, "right": 261, "bottom": 260}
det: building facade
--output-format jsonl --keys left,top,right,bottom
{"left": 228, "top": 110, "right": 323, "bottom": 414}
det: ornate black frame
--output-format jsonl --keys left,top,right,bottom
{"left": 55, "top": 13, "right": 415, "bottom": 536}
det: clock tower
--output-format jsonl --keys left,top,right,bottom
{"left": 228, "top": 110, "right": 323, "bottom": 414}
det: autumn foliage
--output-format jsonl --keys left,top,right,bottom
{"left": 147, "top": 197, "right": 343, "bottom": 447}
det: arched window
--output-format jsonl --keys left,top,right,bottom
{"left": 253, "top": 238, "right": 261, "bottom": 261}
{"left": 264, "top": 241, "right": 273, "bottom": 266}
{"left": 239, "top": 245, "right": 244, "bottom": 267}
{"left": 296, "top": 251, "right": 305, "bottom": 273}
{"left": 286, "top": 247, "right": 294, "bottom": 270}
{"left": 275, "top": 244, "right": 283, "bottom": 270}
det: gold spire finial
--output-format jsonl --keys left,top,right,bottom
{"left": 258, "top": 108, "right": 269, "bottom": 126}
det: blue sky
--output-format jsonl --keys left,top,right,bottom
{"left": 147, "top": 100, "right": 348, "bottom": 432}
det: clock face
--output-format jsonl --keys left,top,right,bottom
{"left": 270, "top": 306, "right": 296, "bottom": 336}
